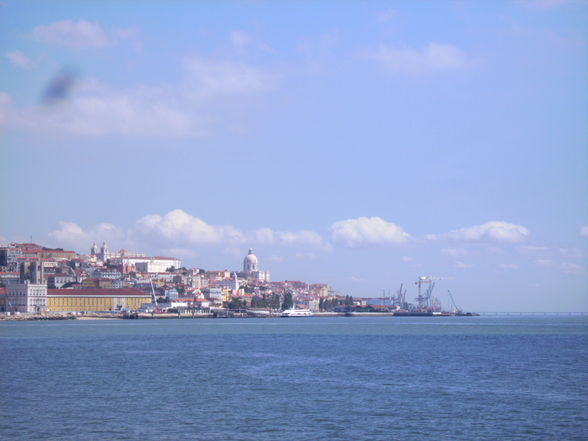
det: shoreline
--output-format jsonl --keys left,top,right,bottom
{"left": 0, "top": 311, "right": 480, "bottom": 321}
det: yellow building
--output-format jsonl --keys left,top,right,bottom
{"left": 47, "top": 288, "right": 150, "bottom": 312}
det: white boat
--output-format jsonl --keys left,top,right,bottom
{"left": 281, "top": 308, "right": 313, "bottom": 317}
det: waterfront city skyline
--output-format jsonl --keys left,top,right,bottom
{"left": 1, "top": 1, "right": 587, "bottom": 312}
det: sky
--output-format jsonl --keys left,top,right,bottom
{"left": 1, "top": 0, "right": 587, "bottom": 312}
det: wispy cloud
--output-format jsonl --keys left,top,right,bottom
{"left": 377, "top": 8, "right": 398, "bottom": 22}
{"left": 32, "top": 19, "right": 111, "bottom": 48}
{"left": 517, "top": 0, "right": 579, "bottom": 9}
{"left": 230, "top": 30, "right": 252, "bottom": 48}
{"left": 428, "top": 221, "right": 530, "bottom": 243}
{"left": 498, "top": 263, "right": 519, "bottom": 270}
{"left": 441, "top": 247, "right": 469, "bottom": 257}
{"left": 560, "top": 262, "right": 584, "bottom": 274}
{"left": 369, "top": 42, "right": 468, "bottom": 73}
{"left": 295, "top": 252, "right": 318, "bottom": 261}
{"left": 5, "top": 50, "right": 32, "bottom": 69}
{"left": 31, "top": 19, "right": 140, "bottom": 49}
{"left": 0, "top": 55, "right": 277, "bottom": 138}
{"left": 330, "top": 217, "right": 411, "bottom": 247}
{"left": 580, "top": 226, "right": 588, "bottom": 238}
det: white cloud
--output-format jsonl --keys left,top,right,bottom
{"left": 498, "top": 263, "right": 519, "bottom": 270}
{"left": 517, "top": 0, "right": 577, "bottom": 8}
{"left": 32, "top": 20, "right": 111, "bottom": 48}
{"left": 560, "top": 263, "right": 584, "bottom": 275}
{"left": 48, "top": 210, "right": 330, "bottom": 254}
{"left": 230, "top": 30, "right": 252, "bottom": 48}
{"left": 0, "top": 55, "right": 277, "bottom": 138}
{"left": 580, "top": 226, "right": 588, "bottom": 238}
{"left": 454, "top": 261, "right": 474, "bottom": 269}
{"left": 429, "top": 221, "right": 530, "bottom": 243}
{"left": 137, "top": 209, "right": 328, "bottom": 250}
{"left": 295, "top": 252, "right": 318, "bottom": 261}
{"left": 533, "top": 258, "right": 584, "bottom": 274}
{"left": 535, "top": 258, "right": 555, "bottom": 267}
{"left": 330, "top": 217, "right": 410, "bottom": 247}
{"left": 276, "top": 230, "right": 330, "bottom": 250}
{"left": 251, "top": 228, "right": 275, "bottom": 245}
{"left": 183, "top": 56, "right": 276, "bottom": 98}
{"left": 136, "top": 209, "right": 236, "bottom": 245}
{"left": 5, "top": 50, "right": 31, "bottom": 69}
{"left": 401, "top": 256, "right": 413, "bottom": 262}
{"left": 517, "top": 245, "right": 548, "bottom": 254}
{"left": 559, "top": 248, "right": 584, "bottom": 259}
{"left": 48, "top": 221, "right": 128, "bottom": 251}
{"left": 369, "top": 42, "right": 467, "bottom": 73}
{"left": 267, "top": 255, "right": 284, "bottom": 263}
{"left": 377, "top": 8, "right": 397, "bottom": 22}
{"left": 223, "top": 247, "right": 244, "bottom": 259}
{"left": 442, "top": 247, "right": 469, "bottom": 257}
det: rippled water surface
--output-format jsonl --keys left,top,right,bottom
{"left": 1, "top": 316, "right": 587, "bottom": 440}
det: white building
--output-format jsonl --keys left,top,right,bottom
{"left": 47, "top": 274, "right": 75, "bottom": 289}
{"left": 135, "top": 257, "right": 182, "bottom": 273}
{"left": 242, "top": 249, "right": 270, "bottom": 282}
{"left": 6, "top": 282, "right": 47, "bottom": 313}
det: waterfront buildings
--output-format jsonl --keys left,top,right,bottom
{"left": 46, "top": 288, "right": 150, "bottom": 312}
{"left": 0, "top": 241, "right": 336, "bottom": 314}
{"left": 6, "top": 282, "right": 48, "bottom": 313}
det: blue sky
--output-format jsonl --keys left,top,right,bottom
{"left": 1, "top": 0, "right": 587, "bottom": 311}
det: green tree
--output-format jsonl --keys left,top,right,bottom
{"left": 227, "top": 297, "right": 245, "bottom": 310}
{"left": 269, "top": 293, "right": 281, "bottom": 310}
{"left": 281, "top": 291, "right": 293, "bottom": 310}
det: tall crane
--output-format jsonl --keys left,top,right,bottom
{"left": 415, "top": 276, "right": 447, "bottom": 310}
{"left": 393, "top": 283, "right": 407, "bottom": 309}
{"left": 447, "top": 290, "right": 462, "bottom": 314}
{"left": 150, "top": 279, "right": 161, "bottom": 313}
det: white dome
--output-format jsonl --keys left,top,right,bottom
{"left": 244, "top": 248, "right": 258, "bottom": 263}
{"left": 243, "top": 248, "right": 259, "bottom": 273}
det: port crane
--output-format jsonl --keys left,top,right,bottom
{"left": 415, "top": 276, "right": 446, "bottom": 310}
{"left": 447, "top": 290, "right": 462, "bottom": 314}
{"left": 392, "top": 283, "right": 407, "bottom": 309}
{"left": 150, "top": 279, "right": 162, "bottom": 313}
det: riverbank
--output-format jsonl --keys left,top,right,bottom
{"left": 0, "top": 310, "right": 479, "bottom": 321}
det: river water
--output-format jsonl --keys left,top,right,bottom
{"left": 1, "top": 316, "right": 587, "bottom": 440}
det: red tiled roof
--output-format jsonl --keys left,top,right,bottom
{"left": 0, "top": 287, "right": 6, "bottom": 295}
{"left": 48, "top": 288, "right": 149, "bottom": 297}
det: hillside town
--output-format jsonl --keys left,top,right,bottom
{"left": 0, "top": 241, "right": 352, "bottom": 316}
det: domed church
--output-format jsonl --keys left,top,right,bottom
{"left": 241, "top": 248, "right": 270, "bottom": 282}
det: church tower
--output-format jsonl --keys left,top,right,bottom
{"left": 100, "top": 241, "right": 109, "bottom": 261}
